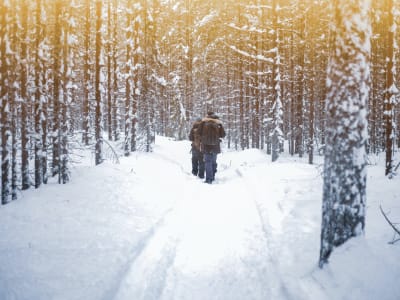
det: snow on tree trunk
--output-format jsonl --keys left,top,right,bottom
{"left": 82, "top": 0, "right": 91, "bottom": 146}
{"left": 319, "top": 0, "right": 371, "bottom": 268}
{"left": 1, "top": 1, "right": 11, "bottom": 204}
{"left": 112, "top": 0, "right": 120, "bottom": 142}
{"left": 271, "top": 0, "right": 283, "bottom": 162}
{"left": 60, "top": 2, "right": 73, "bottom": 184}
{"left": 34, "top": 0, "right": 44, "bottom": 188}
{"left": 295, "top": 5, "right": 305, "bottom": 158}
{"left": 95, "top": 0, "right": 103, "bottom": 165}
{"left": 125, "top": 2, "right": 133, "bottom": 157}
{"left": 52, "top": 0, "right": 62, "bottom": 177}
{"left": 384, "top": 0, "right": 398, "bottom": 177}
{"left": 20, "top": 0, "right": 30, "bottom": 191}
{"left": 131, "top": 5, "right": 140, "bottom": 153}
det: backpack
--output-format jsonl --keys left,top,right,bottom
{"left": 192, "top": 127, "right": 202, "bottom": 150}
{"left": 201, "top": 121, "right": 220, "bottom": 145}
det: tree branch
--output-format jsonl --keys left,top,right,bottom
{"left": 380, "top": 205, "right": 400, "bottom": 244}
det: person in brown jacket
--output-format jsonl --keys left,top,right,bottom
{"left": 189, "top": 118, "right": 205, "bottom": 178}
{"left": 198, "top": 112, "right": 226, "bottom": 184}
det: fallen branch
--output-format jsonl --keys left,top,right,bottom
{"left": 394, "top": 161, "right": 400, "bottom": 172}
{"left": 102, "top": 139, "right": 120, "bottom": 164}
{"left": 380, "top": 205, "right": 400, "bottom": 244}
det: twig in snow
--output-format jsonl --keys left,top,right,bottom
{"left": 380, "top": 205, "right": 400, "bottom": 244}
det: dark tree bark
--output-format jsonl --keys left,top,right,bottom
{"left": 107, "top": 0, "right": 113, "bottom": 141}
{"left": 271, "top": 0, "right": 283, "bottom": 162}
{"left": 131, "top": 8, "right": 140, "bottom": 153}
{"left": 94, "top": 0, "right": 103, "bottom": 165}
{"left": 308, "top": 77, "right": 315, "bottom": 165}
{"left": 112, "top": 0, "right": 120, "bottom": 141}
{"left": 384, "top": 0, "right": 396, "bottom": 176}
{"left": 34, "top": 0, "right": 44, "bottom": 188}
{"left": 184, "top": 0, "right": 193, "bottom": 124}
{"left": 52, "top": 0, "right": 62, "bottom": 177}
{"left": 295, "top": 7, "right": 305, "bottom": 158}
{"left": 20, "top": 0, "right": 30, "bottom": 190}
{"left": 319, "top": 0, "right": 370, "bottom": 267}
{"left": 82, "top": 0, "right": 91, "bottom": 145}
{"left": 1, "top": 1, "right": 11, "bottom": 204}
{"left": 289, "top": 30, "right": 295, "bottom": 156}
{"left": 125, "top": 2, "right": 133, "bottom": 156}
{"left": 308, "top": 5, "right": 315, "bottom": 165}
{"left": 60, "top": 3, "right": 70, "bottom": 184}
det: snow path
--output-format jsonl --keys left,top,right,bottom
{"left": 2, "top": 137, "right": 398, "bottom": 300}
{"left": 112, "top": 138, "right": 321, "bottom": 300}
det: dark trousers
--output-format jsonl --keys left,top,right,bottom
{"left": 191, "top": 148, "right": 204, "bottom": 178}
{"left": 204, "top": 152, "right": 217, "bottom": 182}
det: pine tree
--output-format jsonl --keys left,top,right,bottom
{"left": 131, "top": 2, "right": 140, "bottom": 153}
{"left": 112, "top": 0, "right": 120, "bottom": 141}
{"left": 34, "top": 0, "right": 44, "bottom": 188}
{"left": 1, "top": 0, "right": 11, "bottom": 204}
{"left": 60, "top": 1, "right": 73, "bottom": 184}
{"left": 20, "top": 0, "right": 30, "bottom": 190}
{"left": 295, "top": 1, "right": 305, "bottom": 158}
{"left": 384, "top": 0, "right": 399, "bottom": 176}
{"left": 52, "top": 0, "right": 62, "bottom": 177}
{"left": 124, "top": 1, "right": 134, "bottom": 156}
{"left": 94, "top": 0, "right": 103, "bottom": 165}
{"left": 82, "top": 0, "right": 91, "bottom": 146}
{"left": 271, "top": 0, "right": 283, "bottom": 162}
{"left": 319, "top": 0, "right": 371, "bottom": 267}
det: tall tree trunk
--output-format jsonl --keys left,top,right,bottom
{"left": 95, "top": 0, "right": 103, "bottom": 165}
{"left": 60, "top": 3, "right": 70, "bottom": 183}
{"left": 295, "top": 6, "right": 305, "bottom": 158}
{"left": 107, "top": 0, "right": 113, "bottom": 141}
{"left": 52, "top": 0, "right": 62, "bottom": 177}
{"left": 10, "top": 11, "right": 18, "bottom": 200}
{"left": 20, "top": 0, "right": 30, "bottom": 190}
{"left": 319, "top": 0, "right": 371, "bottom": 267}
{"left": 289, "top": 30, "right": 295, "bottom": 156}
{"left": 271, "top": 0, "right": 283, "bottom": 162}
{"left": 11, "top": 99, "right": 18, "bottom": 201}
{"left": 131, "top": 8, "right": 140, "bottom": 153}
{"left": 35, "top": 0, "right": 44, "bottom": 188}
{"left": 112, "top": 0, "right": 119, "bottom": 141}
{"left": 1, "top": 1, "right": 11, "bottom": 204}
{"left": 42, "top": 64, "right": 48, "bottom": 185}
{"left": 384, "top": 0, "right": 397, "bottom": 176}
{"left": 185, "top": 0, "right": 193, "bottom": 125}
{"left": 308, "top": 5, "right": 315, "bottom": 165}
{"left": 82, "top": 0, "right": 90, "bottom": 145}
{"left": 125, "top": 3, "right": 133, "bottom": 156}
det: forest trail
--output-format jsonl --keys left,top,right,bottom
{"left": 0, "top": 137, "right": 343, "bottom": 300}
{"left": 111, "top": 138, "right": 324, "bottom": 300}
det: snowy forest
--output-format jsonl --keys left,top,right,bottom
{"left": 1, "top": 0, "right": 400, "bottom": 198}
{"left": 1, "top": 0, "right": 400, "bottom": 297}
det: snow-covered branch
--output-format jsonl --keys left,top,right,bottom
{"left": 226, "top": 44, "right": 274, "bottom": 64}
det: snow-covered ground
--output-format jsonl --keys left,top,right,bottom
{"left": 0, "top": 136, "right": 399, "bottom": 300}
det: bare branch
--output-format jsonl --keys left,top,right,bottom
{"left": 380, "top": 205, "right": 400, "bottom": 244}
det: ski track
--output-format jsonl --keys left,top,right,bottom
{"left": 112, "top": 146, "right": 299, "bottom": 300}
{"left": 101, "top": 206, "right": 176, "bottom": 300}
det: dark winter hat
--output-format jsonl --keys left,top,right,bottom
{"left": 207, "top": 111, "right": 219, "bottom": 119}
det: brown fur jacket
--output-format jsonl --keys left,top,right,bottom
{"left": 197, "top": 117, "right": 226, "bottom": 153}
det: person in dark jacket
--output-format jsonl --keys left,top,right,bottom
{"left": 189, "top": 118, "right": 205, "bottom": 178}
{"left": 198, "top": 112, "right": 226, "bottom": 184}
